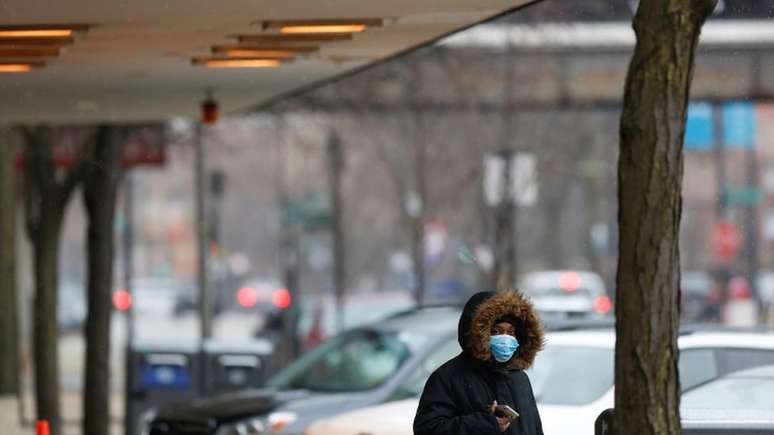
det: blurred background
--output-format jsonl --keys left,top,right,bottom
{"left": 4, "top": 0, "right": 774, "bottom": 434}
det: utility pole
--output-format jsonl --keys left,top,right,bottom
{"left": 713, "top": 105, "right": 728, "bottom": 219}
{"left": 209, "top": 169, "right": 226, "bottom": 315}
{"left": 121, "top": 170, "right": 135, "bottom": 435}
{"left": 327, "top": 131, "right": 346, "bottom": 332}
{"left": 410, "top": 71, "right": 427, "bottom": 306}
{"left": 492, "top": 149, "right": 516, "bottom": 291}
{"left": 194, "top": 120, "right": 212, "bottom": 339}
{"left": 745, "top": 135, "right": 762, "bottom": 308}
{"left": 122, "top": 172, "right": 135, "bottom": 346}
{"left": 493, "top": 32, "right": 518, "bottom": 291}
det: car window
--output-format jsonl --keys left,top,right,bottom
{"left": 679, "top": 349, "right": 718, "bottom": 391}
{"left": 528, "top": 346, "right": 614, "bottom": 405}
{"left": 392, "top": 338, "right": 461, "bottom": 400}
{"left": 717, "top": 348, "right": 774, "bottom": 375}
{"left": 681, "top": 378, "right": 774, "bottom": 410}
{"left": 267, "top": 330, "right": 415, "bottom": 392}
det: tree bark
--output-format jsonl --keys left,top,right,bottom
{"left": 23, "top": 126, "right": 85, "bottom": 435}
{"left": 0, "top": 128, "right": 20, "bottom": 395}
{"left": 82, "top": 126, "right": 123, "bottom": 435}
{"left": 615, "top": 2, "right": 716, "bottom": 435}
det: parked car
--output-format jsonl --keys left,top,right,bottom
{"left": 303, "top": 328, "right": 774, "bottom": 435}
{"left": 529, "top": 329, "right": 774, "bottom": 435}
{"left": 231, "top": 277, "right": 286, "bottom": 313}
{"left": 144, "top": 305, "right": 463, "bottom": 435}
{"left": 681, "top": 363, "right": 774, "bottom": 411}
{"left": 680, "top": 270, "right": 715, "bottom": 322}
{"left": 115, "top": 277, "right": 192, "bottom": 317}
{"left": 519, "top": 270, "right": 612, "bottom": 317}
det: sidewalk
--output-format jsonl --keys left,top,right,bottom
{"left": 0, "top": 396, "right": 31, "bottom": 435}
{"left": 0, "top": 393, "right": 124, "bottom": 435}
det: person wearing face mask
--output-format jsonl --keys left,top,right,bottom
{"left": 413, "top": 290, "right": 545, "bottom": 435}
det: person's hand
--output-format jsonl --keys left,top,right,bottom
{"left": 489, "top": 400, "right": 511, "bottom": 433}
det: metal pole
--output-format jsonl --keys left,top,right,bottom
{"left": 712, "top": 104, "right": 730, "bottom": 308}
{"left": 412, "top": 136, "right": 427, "bottom": 306}
{"left": 745, "top": 146, "right": 762, "bottom": 308}
{"left": 493, "top": 33, "right": 518, "bottom": 291}
{"left": 123, "top": 172, "right": 135, "bottom": 346}
{"left": 493, "top": 149, "right": 515, "bottom": 291}
{"left": 407, "top": 61, "right": 427, "bottom": 306}
{"left": 327, "top": 131, "right": 346, "bottom": 332}
{"left": 121, "top": 170, "right": 135, "bottom": 435}
{"left": 195, "top": 121, "right": 212, "bottom": 339}
{"left": 713, "top": 105, "right": 728, "bottom": 218}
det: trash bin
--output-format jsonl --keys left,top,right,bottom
{"left": 125, "top": 341, "right": 201, "bottom": 435}
{"left": 201, "top": 339, "right": 274, "bottom": 395}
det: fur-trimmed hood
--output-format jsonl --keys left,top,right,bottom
{"left": 458, "top": 290, "right": 544, "bottom": 370}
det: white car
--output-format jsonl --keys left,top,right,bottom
{"left": 519, "top": 270, "right": 612, "bottom": 317}
{"left": 304, "top": 329, "right": 774, "bottom": 435}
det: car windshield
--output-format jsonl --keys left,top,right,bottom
{"left": 266, "top": 329, "right": 418, "bottom": 392}
{"left": 681, "top": 378, "right": 774, "bottom": 410}
{"left": 528, "top": 345, "right": 614, "bottom": 405}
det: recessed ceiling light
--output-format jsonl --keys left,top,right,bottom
{"left": 232, "top": 33, "right": 352, "bottom": 44}
{"left": 0, "top": 24, "right": 90, "bottom": 39}
{"left": 211, "top": 45, "right": 318, "bottom": 58}
{"left": 0, "top": 47, "right": 59, "bottom": 57}
{"left": 262, "top": 19, "right": 382, "bottom": 34}
{"left": 0, "top": 62, "right": 43, "bottom": 72}
{"left": 191, "top": 57, "right": 284, "bottom": 68}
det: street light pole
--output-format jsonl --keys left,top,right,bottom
{"left": 327, "top": 131, "right": 347, "bottom": 332}
{"left": 493, "top": 32, "right": 518, "bottom": 291}
{"left": 194, "top": 120, "right": 212, "bottom": 339}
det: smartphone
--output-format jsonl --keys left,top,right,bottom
{"left": 494, "top": 404, "right": 520, "bottom": 420}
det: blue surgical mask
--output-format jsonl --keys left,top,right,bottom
{"left": 490, "top": 334, "right": 519, "bottom": 363}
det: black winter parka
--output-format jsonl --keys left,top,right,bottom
{"left": 413, "top": 291, "right": 545, "bottom": 435}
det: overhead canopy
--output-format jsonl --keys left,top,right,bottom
{"left": 0, "top": 0, "right": 537, "bottom": 124}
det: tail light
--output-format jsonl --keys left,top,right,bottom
{"left": 237, "top": 287, "right": 258, "bottom": 308}
{"left": 728, "top": 277, "right": 752, "bottom": 300}
{"left": 272, "top": 288, "right": 292, "bottom": 309}
{"left": 594, "top": 296, "right": 612, "bottom": 314}
{"left": 113, "top": 290, "right": 132, "bottom": 311}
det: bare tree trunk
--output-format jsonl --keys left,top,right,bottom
{"left": 32, "top": 218, "right": 62, "bottom": 434}
{"left": 82, "top": 126, "right": 123, "bottom": 435}
{"left": 23, "top": 126, "right": 84, "bottom": 435}
{"left": 615, "top": 2, "right": 716, "bottom": 435}
{"left": 0, "top": 128, "right": 20, "bottom": 395}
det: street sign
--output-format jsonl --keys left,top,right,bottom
{"left": 684, "top": 101, "right": 757, "bottom": 151}
{"left": 713, "top": 220, "right": 742, "bottom": 261}
{"left": 282, "top": 193, "right": 332, "bottom": 232}
{"left": 483, "top": 152, "right": 538, "bottom": 207}
{"left": 483, "top": 153, "right": 506, "bottom": 206}
{"left": 685, "top": 102, "right": 713, "bottom": 151}
{"left": 511, "top": 153, "right": 538, "bottom": 206}
{"left": 722, "top": 101, "right": 756, "bottom": 149}
{"left": 724, "top": 186, "right": 761, "bottom": 206}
